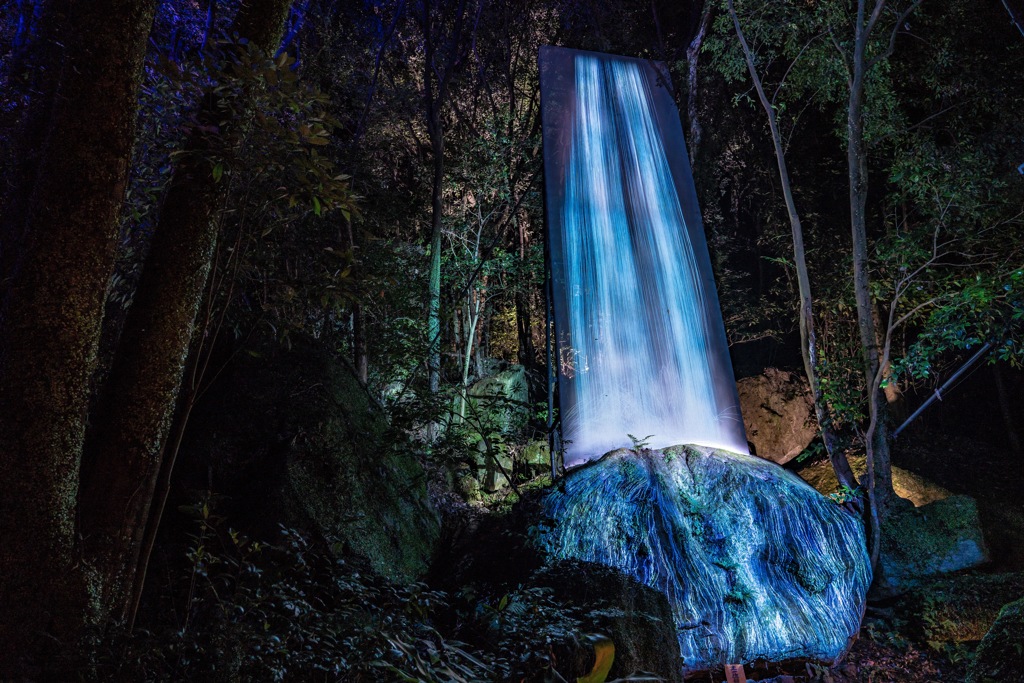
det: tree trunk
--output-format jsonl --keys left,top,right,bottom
{"left": 0, "top": 0, "right": 157, "bottom": 673}
{"left": 77, "top": 0, "right": 292, "bottom": 628}
{"left": 848, "top": 0, "right": 895, "bottom": 567}
{"left": 345, "top": 215, "right": 368, "bottom": 384}
{"left": 419, "top": 0, "right": 470, "bottom": 407}
{"left": 426, "top": 122, "right": 444, "bottom": 396}
{"left": 728, "top": 0, "right": 858, "bottom": 490}
{"left": 992, "top": 363, "right": 1022, "bottom": 454}
{"left": 686, "top": 0, "right": 712, "bottom": 163}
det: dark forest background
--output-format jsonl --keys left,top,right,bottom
{"left": 1, "top": 0, "right": 1023, "bottom": 679}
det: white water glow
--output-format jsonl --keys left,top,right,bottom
{"left": 554, "top": 52, "right": 747, "bottom": 466}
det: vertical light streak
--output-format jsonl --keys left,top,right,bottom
{"left": 559, "top": 54, "right": 745, "bottom": 466}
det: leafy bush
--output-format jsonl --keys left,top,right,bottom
{"left": 92, "top": 498, "right": 490, "bottom": 682}
{"left": 90, "top": 494, "right": 629, "bottom": 682}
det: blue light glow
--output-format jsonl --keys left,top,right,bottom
{"left": 539, "top": 446, "right": 871, "bottom": 672}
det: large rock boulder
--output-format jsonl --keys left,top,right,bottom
{"left": 536, "top": 446, "right": 871, "bottom": 674}
{"left": 456, "top": 363, "right": 529, "bottom": 496}
{"left": 873, "top": 496, "right": 989, "bottom": 598}
{"left": 799, "top": 458, "right": 988, "bottom": 597}
{"left": 466, "top": 362, "right": 529, "bottom": 434}
{"left": 737, "top": 368, "right": 816, "bottom": 464}
{"left": 183, "top": 338, "right": 440, "bottom": 583}
{"left": 530, "top": 560, "right": 684, "bottom": 682}
{"left": 968, "top": 596, "right": 1024, "bottom": 683}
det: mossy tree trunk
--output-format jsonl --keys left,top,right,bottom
{"left": 417, "top": 0, "right": 473, "bottom": 407}
{"left": 0, "top": 0, "right": 293, "bottom": 675}
{"left": 0, "top": 0, "right": 157, "bottom": 673}
{"left": 78, "top": 0, "right": 293, "bottom": 625}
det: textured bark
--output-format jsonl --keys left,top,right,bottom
{"left": 847, "top": 0, "right": 902, "bottom": 567}
{"left": 77, "top": 0, "right": 293, "bottom": 623}
{"left": 685, "top": 1, "right": 712, "bottom": 164}
{"left": 0, "top": 0, "right": 157, "bottom": 674}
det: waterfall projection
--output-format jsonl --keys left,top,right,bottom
{"left": 538, "top": 446, "right": 871, "bottom": 671}
{"left": 539, "top": 47, "right": 747, "bottom": 467}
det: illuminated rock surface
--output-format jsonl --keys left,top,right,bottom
{"left": 538, "top": 445, "right": 871, "bottom": 672}
{"left": 737, "top": 368, "right": 816, "bottom": 464}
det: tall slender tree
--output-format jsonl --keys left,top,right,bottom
{"left": 727, "top": 0, "right": 859, "bottom": 491}
{"left": 839, "top": 0, "right": 922, "bottom": 564}
{"left": 416, "top": 0, "right": 477, "bottom": 402}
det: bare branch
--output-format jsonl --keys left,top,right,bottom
{"left": 828, "top": 29, "right": 853, "bottom": 85}
{"left": 1001, "top": 0, "right": 1024, "bottom": 39}
{"left": 865, "top": 0, "right": 889, "bottom": 41}
{"left": 868, "top": 0, "right": 925, "bottom": 68}
{"left": 772, "top": 32, "right": 827, "bottom": 105}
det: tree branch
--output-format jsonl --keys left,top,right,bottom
{"left": 868, "top": 0, "right": 924, "bottom": 69}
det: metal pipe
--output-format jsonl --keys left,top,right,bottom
{"left": 893, "top": 342, "right": 993, "bottom": 438}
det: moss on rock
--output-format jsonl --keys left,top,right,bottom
{"left": 874, "top": 496, "right": 989, "bottom": 598}
{"left": 183, "top": 336, "right": 439, "bottom": 583}
{"left": 899, "top": 572, "right": 1024, "bottom": 644}
{"left": 968, "top": 596, "right": 1024, "bottom": 683}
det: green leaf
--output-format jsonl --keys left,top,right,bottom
{"left": 212, "top": 162, "right": 223, "bottom": 183}
{"left": 312, "top": 196, "right": 322, "bottom": 216}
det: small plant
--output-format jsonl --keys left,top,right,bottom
{"left": 864, "top": 615, "right": 910, "bottom": 650}
{"left": 796, "top": 441, "right": 826, "bottom": 463}
{"left": 627, "top": 433, "right": 655, "bottom": 451}
{"left": 828, "top": 483, "right": 863, "bottom": 504}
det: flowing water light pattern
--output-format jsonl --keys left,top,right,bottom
{"left": 539, "top": 446, "right": 872, "bottom": 671}
{"left": 540, "top": 47, "right": 747, "bottom": 467}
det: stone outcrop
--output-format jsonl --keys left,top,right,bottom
{"left": 456, "top": 363, "right": 529, "bottom": 497}
{"left": 737, "top": 368, "right": 816, "bottom": 464}
{"left": 898, "top": 572, "right": 1024, "bottom": 644}
{"left": 968, "top": 596, "right": 1024, "bottom": 683}
{"left": 536, "top": 445, "right": 871, "bottom": 674}
{"left": 466, "top": 363, "right": 529, "bottom": 434}
{"left": 530, "top": 560, "right": 684, "bottom": 682}
{"left": 183, "top": 338, "right": 440, "bottom": 583}
{"left": 872, "top": 496, "right": 989, "bottom": 598}
{"left": 798, "top": 455, "right": 952, "bottom": 507}
{"left": 798, "top": 457, "right": 988, "bottom": 597}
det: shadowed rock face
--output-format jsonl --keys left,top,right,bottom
{"left": 872, "top": 495, "right": 989, "bottom": 598}
{"left": 537, "top": 445, "right": 871, "bottom": 673}
{"left": 968, "top": 596, "right": 1024, "bottom": 683}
